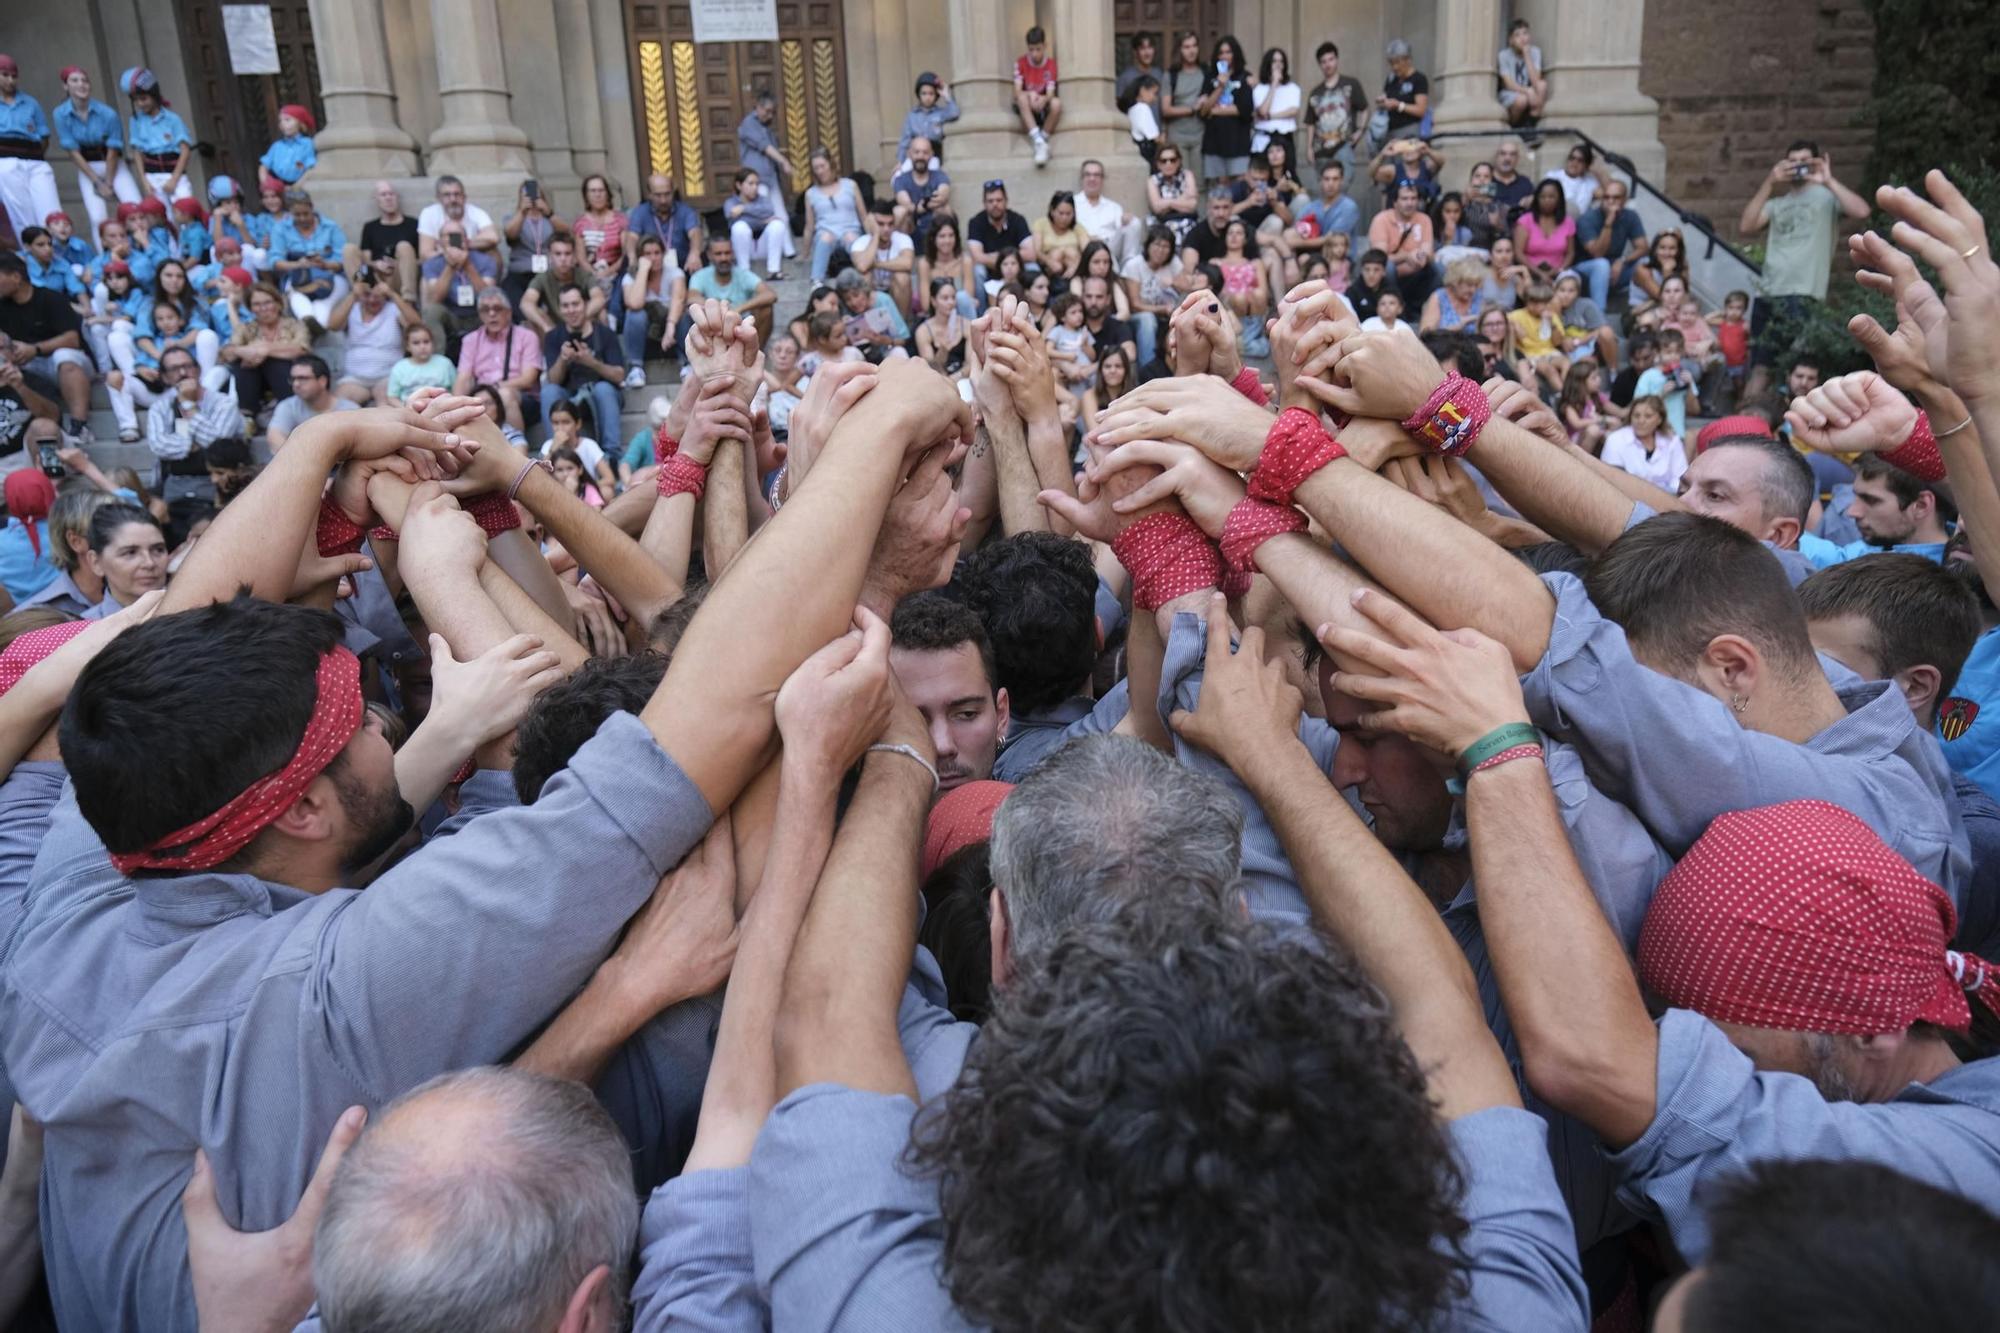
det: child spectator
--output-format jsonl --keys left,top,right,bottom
{"left": 172, "top": 198, "right": 211, "bottom": 265}
{"left": 1609, "top": 329, "right": 1657, "bottom": 410}
{"left": 1708, "top": 288, "right": 1752, "bottom": 408}
{"left": 542, "top": 401, "right": 618, "bottom": 498}
{"left": 259, "top": 104, "right": 317, "bottom": 192}
{"left": 1599, "top": 392, "right": 1688, "bottom": 491}
{"left": 385, "top": 321, "right": 457, "bottom": 406}
{"left": 1128, "top": 76, "right": 1162, "bottom": 166}
{"left": 1014, "top": 26, "right": 1061, "bottom": 167}
{"left": 546, "top": 443, "right": 605, "bottom": 508}
{"left": 1633, "top": 325, "right": 1700, "bottom": 438}
{"left": 897, "top": 73, "right": 960, "bottom": 168}
{"left": 1346, "top": 247, "right": 1393, "bottom": 322}
{"left": 1558, "top": 359, "right": 1612, "bottom": 454}
{"left": 45, "top": 211, "right": 93, "bottom": 273}
{"left": 132, "top": 197, "right": 176, "bottom": 263}
{"left": 798, "top": 308, "right": 858, "bottom": 374}
{"left": 1045, "top": 293, "right": 1096, "bottom": 390}
{"left": 1359, "top": 289, "right": 1405, "bottom": 333}
{"left": 19, "top": 227, "right": 83, "bottom": 301}
{"left": 1505, "top": 279, "right": 1568, "bottom": 392}
{"left": 1321, "top": 230, "right": 1352, "bottom": 291}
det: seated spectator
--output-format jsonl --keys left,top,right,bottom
{"left": 787, "top": 283, "right": 838, "bottom": 349}
{"left": 540, "top": 400, "right": 617, "bottom": 499}
{"left": 500, "top": 179, "right": 568, "bottom": 311}
{"left": 519, "top": 234, "right": 598, "bottom": 338}
{"left": 173, "top": 197, "right": 213, "bottom": 265}
{"left": 914, "top": 279, "right": 967, "bottom": 377}
{"left": 1475, "top": 303, "right": 1524, "bottom": 382}
{"left": 1557, "top": 359, "right": 1615, "bottom": 454}
{"left": 265, "top": 189, "right": 347, "bottom": 329}
{"left": 1120, "top": 225, "right": 1183, "bottom": 368}
{"left": 1431, "top": 191, "right": 1480, "bottom": 268}
{"left": 919, "top": 216, "right": 977, "bottom": 318}
{"left": 0, "top": 253, "right": 96, "bottom": 447}
{"left": 851, "top": 197, "right": 916, "bottom": 315}
{"left": 1460, "top": 161, "right": 1510, "bottom": 248}
{"left": 967, "top": 180, "right": 1036, "bottom": 288}
{"left": 419, "top": 223, "right": 500, "bottom": 358}
{"left": 683, "top": 235, "right": 777, "bottom": 348}
{"left": 451, "top": 287, "right": 543, "bottom": 432}
{"left": 323, "top": 267, "right": 416, "bottom": 405}
{"left": 1506, "top": 279, "right": 1569, "bottom": 391}
{"left": 104, "top": 295, "right": 213, "bottom": 444}
{"left": 1076, "top": 243, "right": 1130, "bottom": 320}
{"left": 265, "top": 353, "right": 356, "bottom": 453}
{"left": 0, "top": 344, "right": 60, "bottom": 476}
{"left": 620, "top": 233, "right": 686, "bottom": 385}
{"left": 1320, "top": 230, "right": 1353, "bottom": 292}
{"left": 1515, "top": 179, "right": 1575, "bottom": 285}
{"left": 1080, "top": 342, "right": 1136, "bottom": 434}
{"left": 1347, "top": 247, "right": 1394, "bottom": 323}
{"left": 350, "top": 179, "right": 420, "bottom": 301}
{"left": 624, "top": 173, "right": 704, "bottom": 273}
{"left": 1146, "top": 145, "right": 1199, "bottom": 246}
{"left": 1634, "top": 325, "right": 1702, "bottom": 437}
{"left": 1215, "top": 219, "right": 1269, "bottom": 351}
{"left": 572, "top": 173, "right": 628, "bottom": 290}
{"left": 1551, "top": 271, "right": 1617, "bottom": 370}
{"left": 1600, "top": 392, "right": 1688, "bottom": 492}
{"left": 1368, "top": 182, "right": 1436, "bottom": 309}
{"left": 833, "top": 268, "right": 909, "bottom": 365}
{"left": 1421, "top": 257, "right": 1489, "bottom": 333}
{"left": 1572, "top": 178, "right": 1645, "bottom": 310}
{"left": 761, "top": 330, "right": 808, "bottom": 434}
{"left": 1632, "top": 226, "right": 1690, "bottom": 305}
{"left": 1032, "top": 190, "right": 1087, "bottom": 288}
{"left": 1014, "top": 24, "right": 1062, "bottom": 166}
{"left": 1497, "top": 19, "right": 1547, "bottom": 129}
{"left": 1045, "top": 293, "right": 1097, "bottom": 392}
{"left": 897, "top": 73, "right": 960, "bottom": 169}
{"left": 383, "top": 321, "right": 455, "bottom": 407}
{"left": 891, "top": 134, "right": 953, "bottom": 240}
{"left": 540, "top": 283, "right": 627, "bottom": 444}
{"left": 803, "top": 149, "right": 866, "bottom": 286}
{"left": 1286, "top": 160, "right": 1361, "bottom": 269}
{"left": 416, "top": 173, "right": 500, "bottom": 259}
{"left": 1360, "top": 288, "right": 1407, "bottom": 333}
{"left": 619, "top": 393, "right": 671, "bottom": 480}
{"left": 20, "top": 226, "right": 83, "bottom": 301}
{"left": 726, "top": 167, "right": 791, "bottom": 281}
{"left": 75, "top": 499, "right": 167, "bottom": 617}
{"left": 1610, "top": 328, "right": 1657, "bottom": 409}
{"left": 1072, "top": 159, "right": 1143, "bottom": 269}
{"left": 1370, "top": 136, "right": 1444, "bottom": 207}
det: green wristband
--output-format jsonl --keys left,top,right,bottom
{"left": 1457, "top": 722, "right": 1541, "bottom": 779}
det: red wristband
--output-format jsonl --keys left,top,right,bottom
{"left": 1881, "top": 408, "right": 1946, "bottom": 483}
{"left": 1230, "top": 365, "right": 1269, "bottom": 407}
{"left": 1471, "top": 743, "right": 1543, "bottom": 775}
{"left": 369, "top": 523, "right": 397, "bottom": 543}
{"left": 316, "top": 494, "right": 366, "bottom": 558}
{"left": 1112, "top": 512, "right": 1222, "bottom": 612}
{"left": 448, "top": 757, "right": 477, "bottom": 785}
{"left": 1401, "top": 372, "right": 1492, "bottom": 456}
{"left": 1248, "top": 407, "right": 1347, "bottom": 507}
{"left": 657, "top": 452, "right": 709, "bottom": 500}
{"left": 462, "top": 490, "right": 524, "bottom": 536}
{"left": 1219, "top": 570, "right": 1254, "bottom": 599}
{"left": 654, "top": 425, "right": 680, "bottom": 459}
{"left": 1219, "top": 497, "right": 1308, "bottom": 575}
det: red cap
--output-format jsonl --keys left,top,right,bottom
{"left": 279, "top": 103, "right": 316, "bottom": 134}
{"left": 220, "top": 265, "right": 254, "bottom": 289}
{"left": 172, "top": 197, "right": 207, "bottom": 222}
{"left": 114, "top": 201, "right": 142, "bottom": 224}
{"left": 137, "top": 197, "right": 168, "bottom": 219}
{"left": 921, "top": 780, "right": 1013, "bottom": 880}
{"left": 57, "top": 65, "right": 84, "bottom": 84}
{"left": 43, "top": 210, "right": 70, "bottom": 227}
{"left": 1694, "top": 414, "right": 1775, "bottom": 454}
{"left": 104, "top": 260, "right": 131, "bottom": 276}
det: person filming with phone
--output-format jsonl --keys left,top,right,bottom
{"left": 1737, "top": 138, "right": 1868, "bottom": 398}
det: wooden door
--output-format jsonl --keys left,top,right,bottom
{"left": 625, "top": 0, "right": 851, "bottom": 209}
{"left": 172, "top": 0, "right": 324, "bottom": 186}
{"left": 1113, "top": 0, "right": 1231, "bottom": 70}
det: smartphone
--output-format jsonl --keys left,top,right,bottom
{"left": 524, "top": 179, "right": 541, "bottom": 200}
{"left": 1791, "top": 163, "right": 1810, "bottom": 180}
{"left": 38, "top": 441, "right": 61, "bottom": 478}
{"left": 444, "top": 232, "right": 465, "bottom": 249}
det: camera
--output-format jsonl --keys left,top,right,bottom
{"left": 38, "top": 441, "right": 62, "bottom": 479}
{"left": 356, "top": 268, "right": 376, "bottom": 286}
{"left": 1791, "top": 163, "right": 1811, "bottom": 180}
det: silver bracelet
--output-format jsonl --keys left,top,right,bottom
{"left": 1937, "top": 415, "right": 1975, "bottom": 440}
{"left": 867, "top": 742, "right": 939, "bottom": 795}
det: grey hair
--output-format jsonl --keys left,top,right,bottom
{"left": 990, "top": 734, "right": 1244, "bottom": 959}
{"left": 314, "top": 1067, "right": 639, "bottom": 1333}
{"left": 1385, "top": 38, "right": 1412, "bottom": 59}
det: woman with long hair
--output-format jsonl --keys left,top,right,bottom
{"left": 1632, "top": 228, "right": 1689, "bottom": 305}
{"left": 1251, "top": 47, "right": 1302, "bottom": 163}
{"left": 1513, "top": 178, "right": 1574, "bottom": 283}
{"left": 1077, "top": 241, "right": 1131, "bottom": 319}
{"left": 920, "top": 215, "right": 977, "bottom": 317}
{"left": 804, "top": 148, "right": 866, "bottom": 284}
{"left": 218, "top": 282, "right": 311, "bottom": 422}
{"left": 1200, "top": 34, "right": 1255, "bottom": 184}
{"left": 1080, "top": 345, "right": 1136, "bottom": 435}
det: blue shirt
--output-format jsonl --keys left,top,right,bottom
{"left": 736, "top": 114, "right": 782, "bottom": 189}
{"left": 243, "top": 210, "right": 281, "bottom": 247}
{"left": 1575, "top": 206, "right": 1646, "bottom": 269}
{"left": 632, "top": 1168, "right": 761, "bottom": 1331}
{"left": 52, "top": 98, "right": 123, "bottom": 152}
{"left": 1798, "top": 532, "right": 1948, "bottom": 569}
{"left": 0, "top": 91, "right": 50, "bottom": 145}
{"left": 268, "top": 214, "right": 348, "bottom": 288}
{"left": 127, "top": 107, "right": 193, "bottom": 158}
{"left": 259, "top": 134, "right": 317, "bottom": 184}
{"left": 628, "top": 199, "right": 703, "bottom": 269}
{"left": 0, "top": 521, "right": 57, "bottom": 603}
{"left": 56, "top": 234, "right": 95, "bottom": 268}
{"left": 1610, "top": 1008, "right": 2000, "bottom": 1264}
{"left": 177, "top": 221, "right": 212, "bottom": 265}
{"left": 1940, "top": 626, "right": 2000, "bottom": 801}
{"left": 1294, "top": 193, "right": 1362, "bottom": 247}
{"left": 26, "top": 251, "right": 83, "bottom": 299}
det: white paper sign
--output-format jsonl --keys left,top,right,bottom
{"left": 691, "top": 0, "right": 778, "bottom": 44}
{"left": 221, "top": 6, "right": 282, "bottom": 76}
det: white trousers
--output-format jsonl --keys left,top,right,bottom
{"left": 731, "top": 218, "right": 789, "bottom": 275}
{"left": 0, "top": 158, "right": 63, "bottom": 240}
{"left": 72, "top": 160, "right": 144, "bottom": 234}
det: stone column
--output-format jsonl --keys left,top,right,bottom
{"left": 1428, "top": 0, "right": 1506, "bottom": 139}
{"left": 425, "top": 0, "right": 534, "bottom": 176}
{"left": 942, "top": 0, "right": 1022, "bottom": 161}
{"left": 555, "top": 0, "right": 606, "bottom": 177}
{"left": 308, "top": 0, "right": 420, "bottom": 176}
{"left": 1542, "top": 0, "right": 1666, "bottom": 180}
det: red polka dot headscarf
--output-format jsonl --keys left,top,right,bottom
{"left": 1638, "top": 800, "right": 2000, "bottom": 1036}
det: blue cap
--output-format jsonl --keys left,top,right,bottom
{"left": 207, "top": 174, "right": 238, "bottom": 202}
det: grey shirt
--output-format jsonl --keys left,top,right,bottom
{"left": 738, "top": 114, "right": 781, "bottom": 185}
{"left": 267, "top": 392, "right": 357, "bottom": 441}
{"left": 0, "top": 759, "right": 66, "bottom": 1179}
{"left": 1610, "top": 1008, "right": 2000, "bottom": 1264}
{"left": 0, "top": 712, "right": 714, "bottom": 1331}
{"left": 1523, "top": 571, "right": 1970, "bottom": 899}
{"left": 633, "top": 1166, "right": 762, "bottom": 1332}
{"left": 990, "top": 680, "right": 1128, "bottom": 783}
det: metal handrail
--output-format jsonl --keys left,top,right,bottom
{"left": 1420, "top": 125, "right": 1763, "bottom": 275}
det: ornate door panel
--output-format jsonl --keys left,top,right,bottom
{"left": 626, "top": 0, "right": 850, "bottom": 208}
{"left": 1112, "top": 0, "right": 1231, "bottom": 69}
{"left": 172, "top": 0, "right": 324, "bottom": 186}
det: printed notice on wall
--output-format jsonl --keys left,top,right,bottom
{"left": 221, "top": 6, "right": 282, "bottom": 75}
{"left": 691, "top": 0, "right": 779, "bottom": 43}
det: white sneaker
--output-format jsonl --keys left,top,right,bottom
{"left": 623, "top": 366, "right": 647, "bottom": 390}
{"left": 1033, "top": 133, "right": 1050, "bottom": 166}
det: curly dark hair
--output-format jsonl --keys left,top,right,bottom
{"left": 908, "top": 903, "right": 1470, "bottom": 1332}
{"left": 954, "top": 532, "right": 1097, "bottom": 715}
{"left": 511, "top": 652, "right": 667, "bottom": 803}
{"left": 891, "top": 591, "right": 997, "bottom": 690}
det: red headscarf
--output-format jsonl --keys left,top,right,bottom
{"left": 5, "top": 468, "right": 54, "bottom": 557}
{"left": 1638, "top": 801, "right": 2000, "bottom": 1036}
{"left": 279, "top": 103, "right": 317, "bottom": 134}
{"left": 57, "top": 65, "right": 84, "bottom": 84}
{"left": 1695, "top": 414, "right": 1775, "bottom": 454}
{"left": 137, "top": 197, "right": 168, "bottom": 220}
{"left": 109, "top": 646, "right": 366, "bottom": 874}
{"left": 0, "top": 620, "right": 88, "bottom": 697}
{"left": 172, "top": 197, "right": 207, "bottom": 223}
{"left": 922, "top": 780, "right": 1013, "bottom": 880}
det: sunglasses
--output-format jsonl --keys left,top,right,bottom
{"left": 983, "top": 179, "right": 1006, "bottom": 193}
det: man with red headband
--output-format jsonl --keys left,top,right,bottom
{"left": 0, "top": 55, "right": 63, "bottom": 245}
{"left": 1316, "top": 589, "right": 2000, "bottom": 1266}
{"left": 0, "top": 358, "right": 971, "bottom": 1329}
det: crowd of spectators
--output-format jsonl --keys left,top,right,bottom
{"left": 0, "top": 30, "right": 1997, "bottom": 1333}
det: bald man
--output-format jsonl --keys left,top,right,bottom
{"left": 625, "top": 175, "right": 705, "bottom": 273}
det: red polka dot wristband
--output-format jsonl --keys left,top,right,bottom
{"left": 1881, "top": 408, "right": 1946, "bottom": 483}
{"left": 1112, "top": 512, "right": 1221, "bottom": 612}
{"left": 1247, "top": 407, "right": 1347, "bottom": 508}
{"left": 316, "top": 494, "right": 367, "bottom": 558}
{"left": 1401, "top": 372, "right": 1492, "bottom": 457}
{"left": 656, "top": 453, "right": 709, "bottom": 501}
{"left": 1219, "top": 497, "right": 1307, "bottom": 576}
{"left": 1229, "top": 365, "right": 1269, "bottom": 407}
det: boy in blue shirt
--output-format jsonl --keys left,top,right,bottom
{"left": 120, "top": 66, "right": 193, "bottom": 203}
{"left": 259, "top": 104, "right": 317, "bottom": 191}
{"left": 1632, "top": 327, "right": 1700, "bottom": 439}
{"left": 173, "top": 198, "right": 212, "bottom": 264}
{"left": 20, "top": 227, "right": 85, "bottom": 302}
{"left": 45, "top": 211, "right": 96, "bottom": 271}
